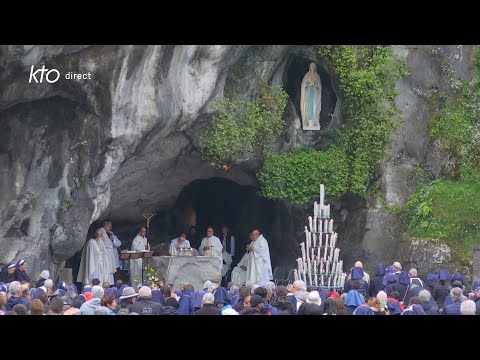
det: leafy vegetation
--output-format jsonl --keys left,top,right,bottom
{"left": 199, "top": 84, "right": 288, "bottom": 168}
{"left": 405, "top": 45, "right": 480, "bottom": 261}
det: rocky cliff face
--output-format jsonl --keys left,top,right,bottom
{"left": 0, "top": 45, "right": 474, "bottom": 280}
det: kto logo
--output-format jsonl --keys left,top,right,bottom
{"left": 29, "top": 65, "right": 60, "bottom": 83}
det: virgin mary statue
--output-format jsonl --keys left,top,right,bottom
{"left": 300, "top": 62, "right": 322, "bottom": 130}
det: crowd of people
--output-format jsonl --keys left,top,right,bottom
{"left": 1, "top": 258, "right": 479, "bottom": 315}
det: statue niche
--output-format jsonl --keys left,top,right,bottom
{"left": 300, "top": 62, "right": 322, "bottom": 130}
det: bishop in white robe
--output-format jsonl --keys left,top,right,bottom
{"left": 246, "top": 229, "right": 273, "bottom": 286}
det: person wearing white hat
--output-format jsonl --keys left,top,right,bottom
{"left": 35, "top": 270, "right": 50, "bottom": 288}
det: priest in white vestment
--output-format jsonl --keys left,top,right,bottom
{"left": 99, "top": 221, "right": 118, "bottom": 284}
{"left": 130, "top": 226, "right": 149, "bottom": 288}
{"left": 77, "top": 228, "right": 109, "bottom": 285}
{"left": 231, "top": 252, "right": 249, "bottom": 286}
{"left": 110, "top": 232, "right": 122, "bottom": 269}
{"left": 246, "top": 228, "right": 273, "bottom": 286}
{"left": 199, "top": 227, "right": 223, "bottom": 264}
{"left": 169, "top": 232, "right": 191, "bottom": 256}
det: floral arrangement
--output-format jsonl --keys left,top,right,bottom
{"left": 143, "top": 264, "right": 160, "bottom": 288}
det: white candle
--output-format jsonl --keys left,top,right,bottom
{"left": 320, "top": 184, "right": 325, "bottom": 206}
{"left": 338, "top": 260, "right": 343, "bottom": 275}
{"left": 324, "top": 219, "right": 329, "bottom": 234}
{"left": 313, "top": 215, "right": 317, "bottom": 232}
{"left": 311, "top": 247, "right": 315, "bottom": 262}
{"left": 327, "top": 276, "right": 331, "bottom": 289}
{"left": 294, "top": 269, "right": 299, "bottom": 281}
{"left": 329, "top": 219, "right": 334, "bottom": 233}
{"left": 323, "top": 242, "right": 328, "bottom": 260}
{"left": 308, "top": 260, "right": 313, "bottom": 286}
{"left": 329, "top": 245, "right": 334, "bottom": 262}
{"left": 318, "top": 218, "right": 322, "bottom": 233}
{"left": 326, "top": 204, "right": 330, "bottom": 218}
{"left": 331, "top": 233, "right": 335, "bottom": 249}
{"left": 306, "top": 240, "right": 310, "bottom": 265}
{"left": 325, "top": 234, "right": 329, "bottom": 248}
{"left": 308, "top": 216, "right": 313, "bottom": 232}
{"left": 326, "top": 260, "right": 330, "bottom": 275}
{"left": 331, "top": 261, "right": 336, "bottom": 275}
{"left": 319, "top": 258, "right": 323, "bottom": 274}
{"left": 300, "top": 242, "right": 306, "bottom": 263}
{"left": 305, "top": 229, "right": 309, "bottom": 243}
{"left": 321, "top": 276, "right": 324, "bottom": 287}
{"left": 317, "top": 243, "right": 321, "bottom": 260}
{"left": 333, "top": 274, "right": 338, "bottom": 289}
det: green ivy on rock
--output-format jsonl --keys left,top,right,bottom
{"left": 199, "top": 84, "right": 288, "bottom": 168}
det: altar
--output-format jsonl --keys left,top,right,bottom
{"left": 147, "top": 256, "right": 222, "bottom": 291}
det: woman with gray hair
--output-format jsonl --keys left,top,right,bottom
{"left": 94, "top": 306, "right": 110, "bottom": 315}
{"left": 460, "top": 299, "right": 476, "bottom": 315}
{"left": 195, "top": 293, "right": 221, "bottom": 315}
